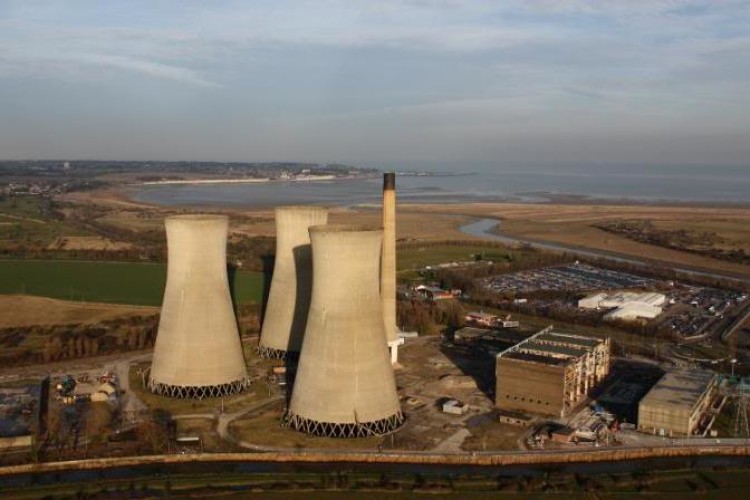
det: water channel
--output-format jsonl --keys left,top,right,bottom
{"left": 459, "top": 218, "right": 750, "bottom": 285}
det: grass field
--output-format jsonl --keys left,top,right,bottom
{"left": 229, "top": 409, "right": 384, "bottom": 450}
{"left": 397, "top": 245, "right": 514, "bottom": 271}
{"left": 0, "top": 259, "right": 263, "bottom": 306}
{"left": 0, "top": 196, "right": 91, "bottom": 246}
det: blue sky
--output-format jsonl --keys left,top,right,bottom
{"left": 0, "top": 1, "right": 748, "bottom": 166}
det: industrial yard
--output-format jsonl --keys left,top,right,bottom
{"left": 1, "top": 171, "right": 750, "bottom": 494}
{"left": 2, "top": 237, "right": 749, "bottom": 463}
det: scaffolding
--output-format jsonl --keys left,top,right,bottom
{"left": 496, "top": 326, "right": 611, "bottom": 417}
{"left": 733, "top": 382, "right": 750, "bottom": 438}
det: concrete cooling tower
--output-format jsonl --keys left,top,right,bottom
{"left": 258, "top": 206, "right": 328, "bottom": 358}
{"left": 148, "top": 214, "right": 248, "bottom": 398}
{"left": 286, "top": 224, "right": 404, "bottom": 437}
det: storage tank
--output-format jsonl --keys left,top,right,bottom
{"left": 258, "top": 206, "right": 328, "bottom": 358}
{"left": 286, "top": 224, "right": 404, "bottom": 437}
{"left": 148, "top": 214, "right": 248, "bottom": 398}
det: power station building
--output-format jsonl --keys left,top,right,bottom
{"left": 638, "top": 368, "right": 719, "bottom": 436}
{"left": 286, "top": 224, "right": 404, "bottom": 437}
{"left": 258, "top": 205, "right": 328, "bottom": 358}
{"left": 148, "top": 215, "right": 248, "bottom": 398}
{"left": 496, "top": 328, "right": 611, "bottom": 417}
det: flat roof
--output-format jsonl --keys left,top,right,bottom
{"left": 639, "top": 369, "right": 716, "bottom": 411}
{"left": 455, "top": 327, "right": 489, "bottom": 338}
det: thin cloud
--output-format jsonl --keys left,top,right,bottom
{"left": 65, "top": 53, "right": 221, "bottom": 88}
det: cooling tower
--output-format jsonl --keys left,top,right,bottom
{"left": 148, "top": 214, "right": 248, "bottom": 398}
{"left": 258, "top": 206, "right": 328, "bottom": 358}
{"left": 286, "top": 224, "right": 404, "bottom": 437}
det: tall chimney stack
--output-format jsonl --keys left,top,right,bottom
{"left": 382, "top": 172, "right": 403, "bottom": 364}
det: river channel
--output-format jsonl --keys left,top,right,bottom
{"left": 459, "top": 218, "right": 750, "bottom": 285}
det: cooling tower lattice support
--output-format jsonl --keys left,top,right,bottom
{"left": 259, "top": 206, "right": 328, "bottom": 358}
{"left": 286, "top": 224, "right": 404, "bottom": 438}
{"left": 148, "top": 214, "right": 249, "bottom": 399}
{"left": 256, "top": 345, "right": 287, "bottom": 360}
{"left": 285, "top": 412, "right": 404, "bottom": 438}
{"left": 148, "top": 379, "right": 249, "bottom": 399}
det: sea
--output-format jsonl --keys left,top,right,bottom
{"left": 129, "top": 162, "right": 750, "bottom": 207}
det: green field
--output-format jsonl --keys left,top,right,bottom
{"left": 0, "top": 259, "right": 263, "bottom": 306}
{"left": 397, "top": 245, "right": 514, "bottom": 271}
{"left": 0, "top": 196, "right": 91, "bottom": 245}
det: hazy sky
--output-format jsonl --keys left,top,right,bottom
{"left": 1, "top": 1, "right": 749, "bottom": 166}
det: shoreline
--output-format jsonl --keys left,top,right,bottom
{"left": 112, "top": 180, "right": 750, "bottom": 210}
{"left": 56, "top": 185, "right": 750, "bottom": 280}
{"left": 137, "top": 174, "right": 342, "bottom": 186}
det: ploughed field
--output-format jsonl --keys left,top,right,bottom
{"left": 0, "top": 259, "right": 263, "bottom": 306}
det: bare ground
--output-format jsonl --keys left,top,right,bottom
{"left": 0, "top": 295, "right": 158, "bottom": 328}
{"left": 67, "top": 188, "right": 750, "bottom": 275}
{"left": 46, "top": 236, "right": 133, "bottom": 251}
{"left": 402, "top": 202, "right": 750, "bottom": 276}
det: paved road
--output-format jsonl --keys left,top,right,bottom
{"left": 721, "top": 302, "right": 750, "bottom": 342}
{"left": 114, "top": 353, "right": 151, "bottom": 418}
{"left": 432, "top": 428, "right": 471, "bottom": 454}
{"left": 218, "top": 396, "right": 285, "bottom": 444}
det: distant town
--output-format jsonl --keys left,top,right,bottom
{"left": 0, "top": 160, "right": 379, "bottom": 197}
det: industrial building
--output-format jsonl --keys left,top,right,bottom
{"left": 638, "top": 368, "right": 719, "bottom": 436}
{"left": 258, "top": 205, "right": 328, "bottom": 358}
{"left": 465, "top": 311, "right": 498, "bottom": 327}
{"left": 286, "top": 224, "right": 403, "bottom": 437}
{"left": 415, "top": 285, "right": 459, "bottom": 301}
{"left": 578, "top": 291, "right": 666, "bottom": 320}
{"left": 496, "top": 328, "right": 611, "bottom": 417}
{"left": 149, "top": 215, "right": 249, "bottom": 398}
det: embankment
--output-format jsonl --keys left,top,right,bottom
{"left": 1, "top": 445, "right": 749, "bottom": 477}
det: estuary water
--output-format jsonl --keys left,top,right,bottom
{"left": 129, "top": 162, "right": 750, "bottom": 208}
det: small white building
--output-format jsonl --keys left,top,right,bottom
{"left": 578, "top": 293, "right": 608, "bottom": 309}
{"left": 465, "top": 311, "right": 498, "bottom": 327}
{"left": 442, "top": 399, "right": 469, "bottom": 415}
{"left": 579, "top": 291, "right": 666, "bottom": 321}
{"left": 604, "top": 304, "right": 662, "bottom": 321}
